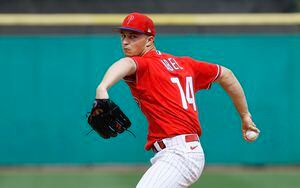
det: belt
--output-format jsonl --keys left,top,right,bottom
{"left": 151, "top": 134, "right": 199, "bottom": 153}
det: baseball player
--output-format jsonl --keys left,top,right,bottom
{"left": 93, "top": 12, "right": 260, "bottom": 188}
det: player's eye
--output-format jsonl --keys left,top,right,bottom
{"left": 129, "top": 35, "right": 137, "bottom": 39}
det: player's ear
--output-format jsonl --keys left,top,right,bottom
{"left": 146, "top": 36, "right": 154, "bottom": 47}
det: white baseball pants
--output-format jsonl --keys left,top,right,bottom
{"left": 136, "top": 134, "right": 205, "bottom": 188}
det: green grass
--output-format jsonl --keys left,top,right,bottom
{"left": 0, "top": 171, "right": 139, "bottom": 188}
{"left": 194, "top": 171, "right": 300, "bottom": 188}
{"left": 0, "top": 168, "right": 299, "bottom": 188}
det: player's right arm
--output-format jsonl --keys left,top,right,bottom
{"left": 96, "top": 57, "right": 136, "bottom": 99}
{"left": 215, "top": 66, "right": 260, "bottom": 141}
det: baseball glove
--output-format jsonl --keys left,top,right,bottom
{"left": 87, "top": 99, "right": 131, "bottom": 139}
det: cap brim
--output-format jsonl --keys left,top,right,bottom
{"left": 116, "top": 27, "right": 145, "bottom": 34}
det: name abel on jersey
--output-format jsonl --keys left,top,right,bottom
{"left": 161, "top": 58, "right": 183, "bottom": 71}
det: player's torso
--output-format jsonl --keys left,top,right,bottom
{"left": 125, "top": 50, "right": 201, "bottom": 150}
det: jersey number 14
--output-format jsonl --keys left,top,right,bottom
{"left": 171, "top": 76, "right": 197, "bottom": 111}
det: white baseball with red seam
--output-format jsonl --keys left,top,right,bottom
{"left": 245, "top": 130, "right": 259, "bottom": 141}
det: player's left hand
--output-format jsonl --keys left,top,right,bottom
{"left": 241, "top": 114, "right": 260, "bottom": 142}
{"left": 87, "top": 99, "right": 131, "bottom": 139}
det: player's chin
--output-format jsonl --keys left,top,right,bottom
{"left": 123, "top": 51, "right": 135, "bottom": 57}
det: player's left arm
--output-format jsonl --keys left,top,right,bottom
{"left": 87, "top": 57, "right": 135, "bottom": 139}
{"left": 96, "top": 57, "right": 136, "bottom": 99}
{"left": 214, "top": 66, "right": 260, "bottom": 141}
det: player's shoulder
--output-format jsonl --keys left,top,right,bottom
{"left": 178, "top": 56, "right": 214, "bottom": 65}
{"left": 177, "top": 56, "right": 194, "bottom": 61}
{"left": 157, "top": 51, "right": 198, "bottom": 65}
{"left": 173, "top": 55, "right": 198, "bottom": 66}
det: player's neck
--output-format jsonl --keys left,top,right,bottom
{"left": 140, "top": 45, "right": 156, "bottom": 56}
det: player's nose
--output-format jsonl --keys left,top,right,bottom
{"left": 122, "top": 37, "right": 130, "bottom": 45}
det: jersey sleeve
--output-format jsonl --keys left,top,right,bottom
{"left": 187, "top": 57, "right": 221, "bottom": 91}
{"left": 123, "top": 56, "right": 148, "bottom": 84}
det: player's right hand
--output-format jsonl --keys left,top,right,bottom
{"left": 241, "top": 114, "right": 260, "bottom": 142}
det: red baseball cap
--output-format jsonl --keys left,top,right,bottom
{"left": 118, "top": 12, "right": 156, "bottom": 36}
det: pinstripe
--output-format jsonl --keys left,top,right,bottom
{"left": 136, "top": 135, "right": 205, "bottom": 188}
{"left": 152, "top": 158, "right": 167, "bottom": 187}
{"left": 158, "top": 151, "right": 175, "bottom": 187}
{"left": 138, "top": 161, "right": 186, "bottom": 187}
{"left": 152, "top": 151, "right": 171, "bottom": 187}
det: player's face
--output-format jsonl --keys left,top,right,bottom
{"left": 120, "top": 30, "right": 150, "bottom": 57}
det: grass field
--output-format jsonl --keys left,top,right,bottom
{"left": 0, "top": 166, "right": 299, "bottom": 188}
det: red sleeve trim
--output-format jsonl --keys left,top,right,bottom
{"left": 206, "top": 65, "right": 222, "bottom": 90}
{"left": 213, "top": 65, "right": 222, "bottom": 82}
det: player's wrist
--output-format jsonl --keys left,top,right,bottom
{"left": 240, "top": 112, "right": 251, "bottom": 120}
{"left": 96, "top": 85, "right": 109, "bottom": 99}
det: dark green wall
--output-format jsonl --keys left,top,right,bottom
{"left": 0, "top": 35, "right": 299, "bottom": 164}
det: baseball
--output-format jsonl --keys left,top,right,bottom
{"left": 245, "top": 130, "right": 259, "bottom": 141}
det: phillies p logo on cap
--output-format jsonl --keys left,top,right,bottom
{"left": 119, "top": 12, "right": 156, "bottom": 36}
{"left": 126, "top": 15, "right": 135, "bottom": 25}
